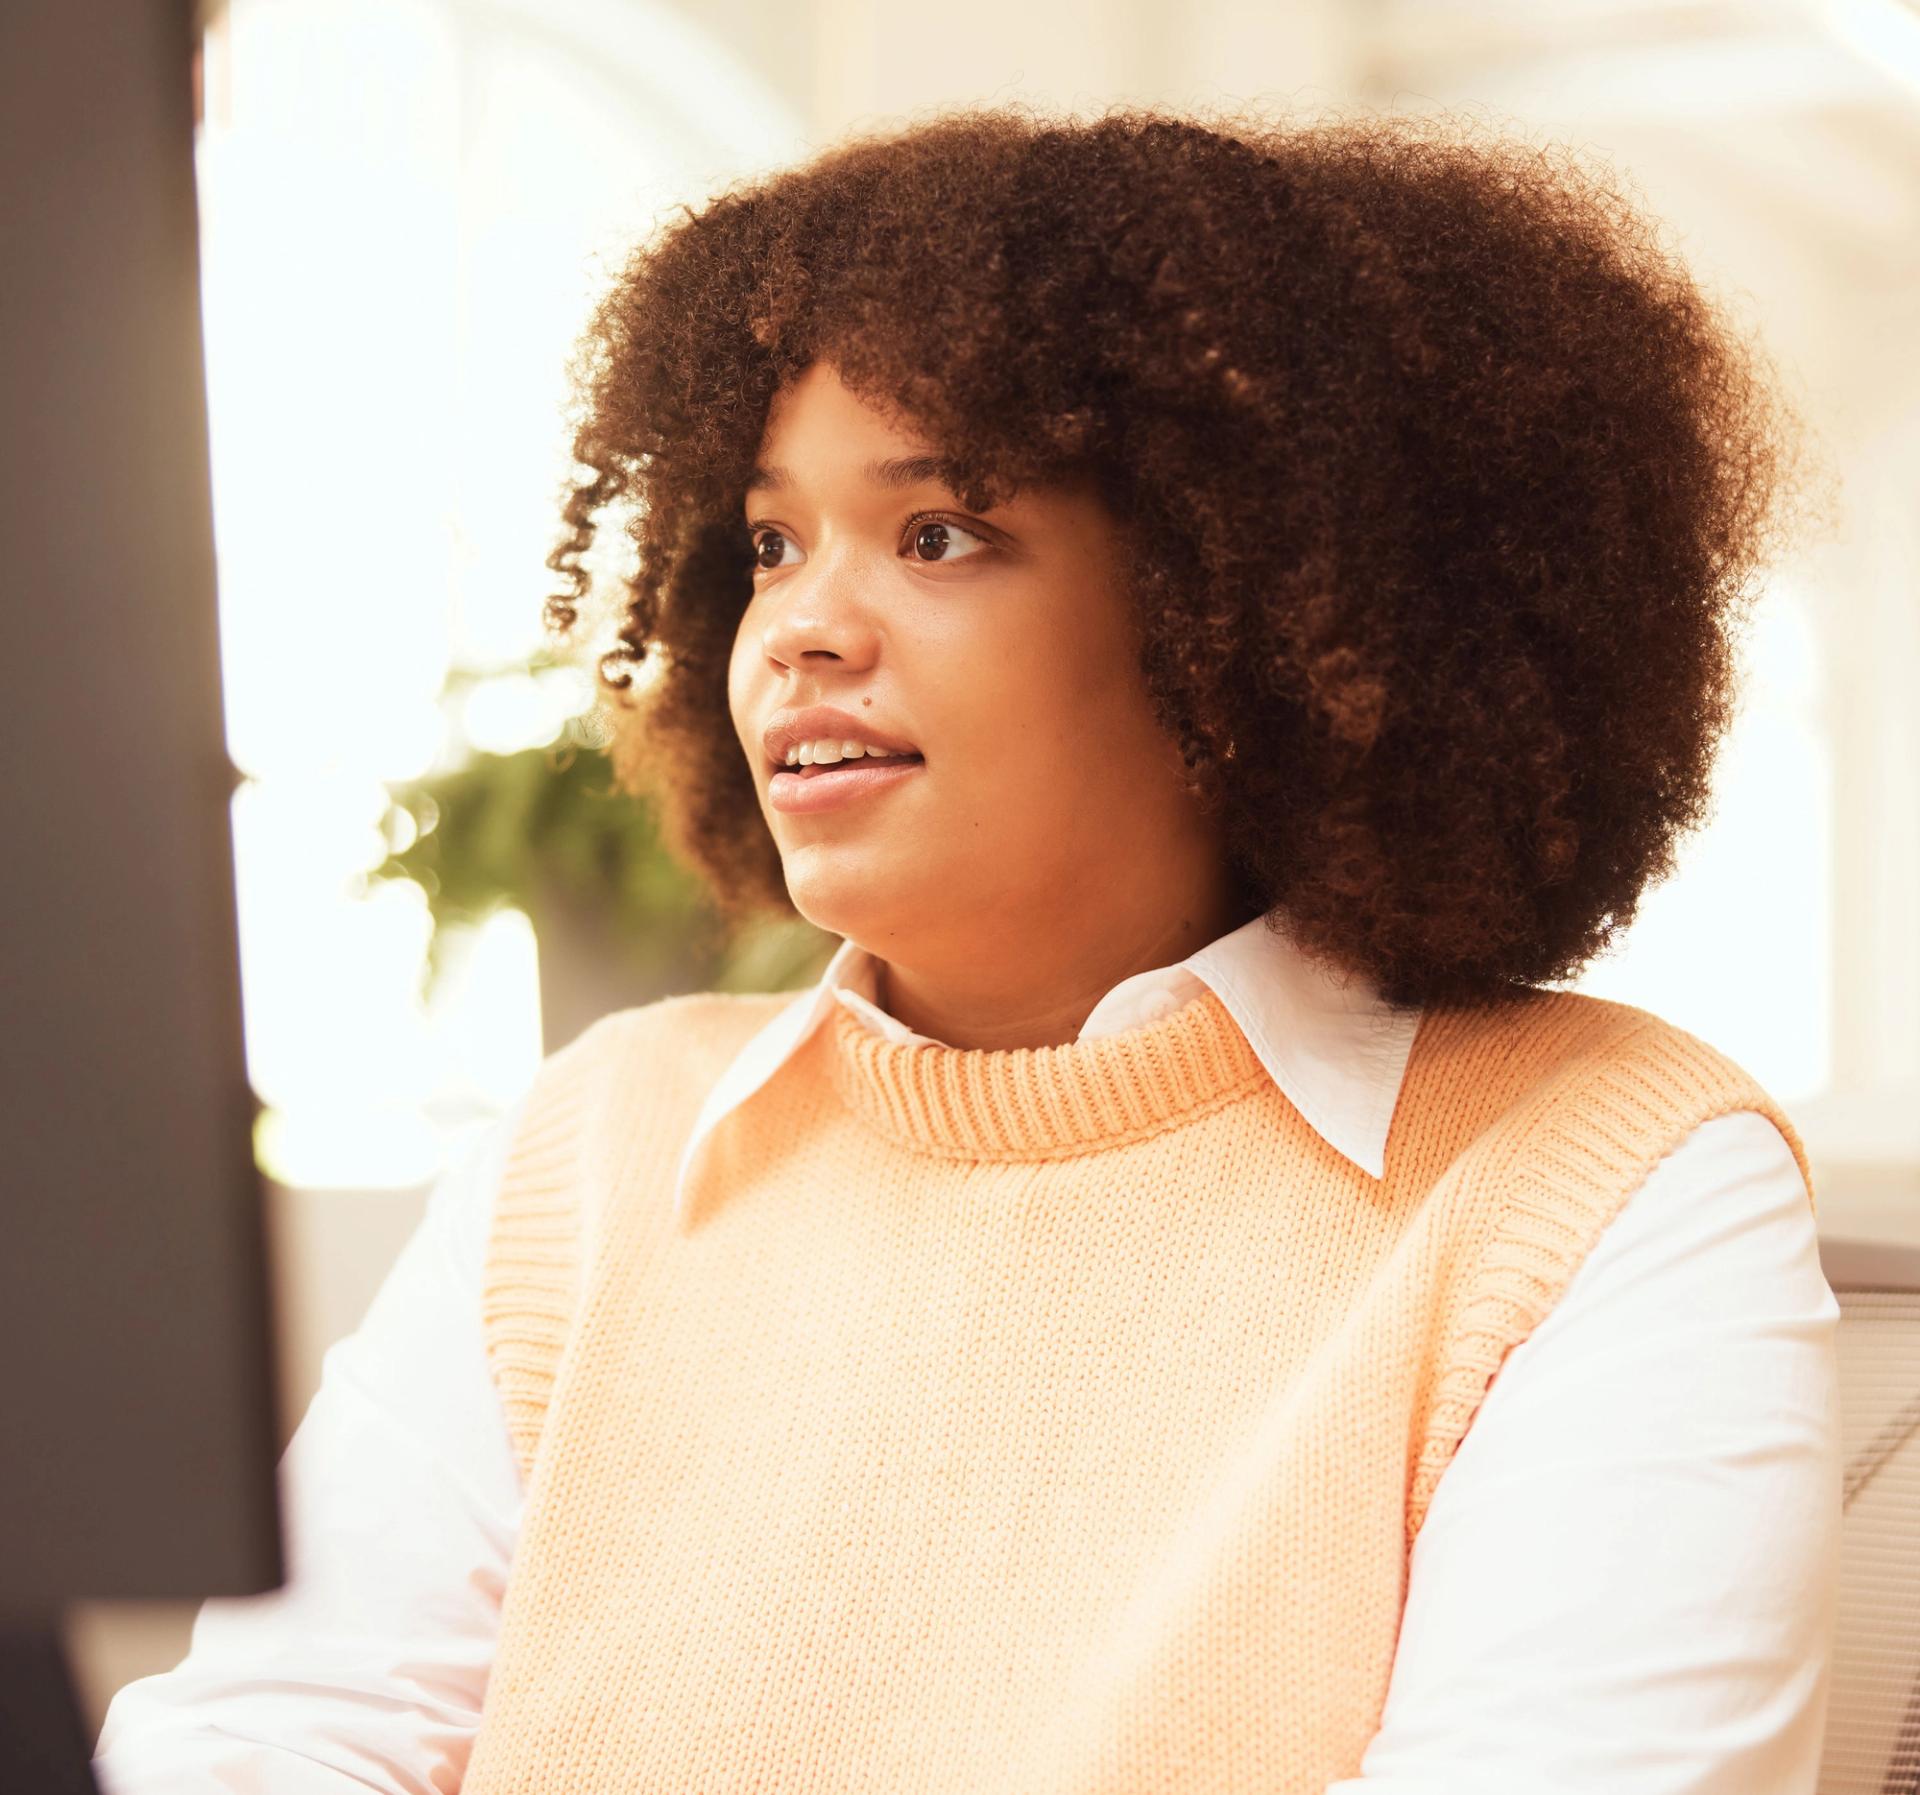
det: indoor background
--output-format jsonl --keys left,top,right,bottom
{"left": 64, "top": 0, "right": 1920, "bottom": 1733}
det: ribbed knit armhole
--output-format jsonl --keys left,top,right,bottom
{"left": 479, "top": 991, "right": 799, "bottom": 1485}
{"left": 1404, "top": 1008, "right": 1817, "bottom": 1546}
{"left": 480, "top": 1018, "right": 607, "bottom": 1483}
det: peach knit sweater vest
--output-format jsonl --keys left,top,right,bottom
{"left": 462, "top": 981, "right": 1813, "bottom": 1794}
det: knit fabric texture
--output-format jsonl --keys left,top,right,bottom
{"left": 462, "top": 981, "right": 1813, "bottom": 1794}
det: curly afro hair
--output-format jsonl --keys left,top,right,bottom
{"left": 541, "top": 100, "right": 1821, "bottom": 1009}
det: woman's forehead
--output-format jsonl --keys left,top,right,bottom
{"left": 750, "top": 357, "right": 1098, "bottom": 517}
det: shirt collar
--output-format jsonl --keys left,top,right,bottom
{"left": 672, "top": 913, "right": 1422, "bottom": 1224}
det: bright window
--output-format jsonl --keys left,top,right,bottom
{"left": 1571, "top": 579, "right": 1833, "bottom": 1103}
{"left": 195, "top": 0, "right": 804, "bottom": 1187}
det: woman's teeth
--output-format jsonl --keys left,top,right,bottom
{"left": 783, "top": 740, "right": 918, "bottom": 768}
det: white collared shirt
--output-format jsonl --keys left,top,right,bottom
{"left": 93, "top": 916, "right": 1842, "bottom": 1793}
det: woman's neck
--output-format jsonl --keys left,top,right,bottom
{"left": 869, "top": 882, "right": 1261, "bottom": 1052}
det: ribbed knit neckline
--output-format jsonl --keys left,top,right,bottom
{"left": 824, "top": 983, "right": 1271, "bottom": 1160}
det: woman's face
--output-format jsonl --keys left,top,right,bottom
{"left": 727, "top": 358, "right": 1231, "bottom": 975}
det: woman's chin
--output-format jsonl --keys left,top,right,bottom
{"left": 780, "top": 857, "right": 928, "bottom": 944}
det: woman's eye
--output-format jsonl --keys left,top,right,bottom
{"left": 903, "top": 515, "right": 989, "bottom": 564}
{"left": 745, "top": 514, "right": 990, "bottom": 572}
{"left": 748, "top": 527, "right": 800, "bottom": 571}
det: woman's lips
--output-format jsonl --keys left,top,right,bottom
{"left": 787, "top": 754, "right": 921, "bottom": 777}
{"left": 768, "top": 755, "right": 925, "bottom": 815}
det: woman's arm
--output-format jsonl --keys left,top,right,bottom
{"left": 90, "top": 1097, "right": 529, "bottom": 1795}
{"left": 1328, "top": 1107, "right": 1843, "bottom": 1794}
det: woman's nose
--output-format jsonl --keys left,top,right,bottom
{"left": 757, "top": 556, "right": 881, "bottom": 671}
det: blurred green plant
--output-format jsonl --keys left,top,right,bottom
{"left": 366, "top": 659, "right": 835, "bottom": 1015}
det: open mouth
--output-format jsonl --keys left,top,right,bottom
{"left": 780, "top": 753, "right": 924, "bottom": 778}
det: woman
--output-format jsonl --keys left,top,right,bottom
{"left": 96, "top": 102, "right": 1841, "bottom": 1792}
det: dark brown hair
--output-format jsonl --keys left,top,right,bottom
{"left": 542, "top": 100, "right": 1821, "bottom": 1008}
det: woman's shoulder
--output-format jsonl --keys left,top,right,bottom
{"left": 547, "top": 986, "right": 802, "bottom": 1096}
{"left": 581, "top": 985, "right": 800, "bottom": 1049}
{"left": 506, "top": 987, "right": 808, "bottom": 1193}
{"left": 1522, "top": 988, "right": 1810, "bottom": 1173}
{"left": 1420, "top": 982, "right": 1795, "bottom": 1132}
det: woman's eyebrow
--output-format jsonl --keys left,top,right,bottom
{"left": 745, "top": 454, "right": 960, "bottom": 498}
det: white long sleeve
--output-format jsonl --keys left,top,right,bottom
{"left": 1327, "top": 1107, "right": 1842, "bottom": 1793}
{"left": 92, "top": 1106, "right": 1841, "bottom": 1794}
{"left": 90, "top": 1097, "right": 530, "bottom": 1795}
